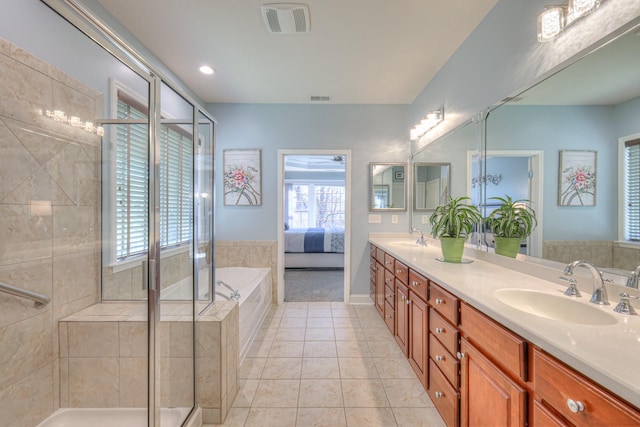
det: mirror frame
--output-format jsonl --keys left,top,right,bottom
{"left": 413, "top": 162, "right": 451, "bottom": 212}
{"left": 369, "top": 162, "right": 408, "bottom": 212}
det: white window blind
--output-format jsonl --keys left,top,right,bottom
{"left": 285, "top": 183, "right": 345, "bottom": 229}
{"left": 625, "top": 139, "right": 640, "bottom": 242}
{"left": 115, "top": 94, "right": 193, "bottom": 260}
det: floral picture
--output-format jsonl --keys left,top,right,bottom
{"left": 558, "top": 150, "right": 597, "bottom": 206}
{"left": 223, "top": 149, "right": 262, "bottom": 206}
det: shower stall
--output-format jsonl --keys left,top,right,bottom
{"left": 0, "top": 1, "right": 215, "bottom": 426}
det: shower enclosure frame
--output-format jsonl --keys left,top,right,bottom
{"left": 40, "top": 1, "right": 217, "bottom": 426}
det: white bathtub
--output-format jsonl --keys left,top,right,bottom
{"left": 161, "top": 268, "right": 211, "bottom": 300}
{"left": 216, "top": 267, "right": 272, "bottom": 361}
{"left": 36, "top": 407, "right": 194, "bottom": 427}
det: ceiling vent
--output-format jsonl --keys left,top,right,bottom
{"left": 261, "top": 4, "right": 310, "bottom": 33}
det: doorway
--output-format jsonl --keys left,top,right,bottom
{"left": 277, "top": 150, "right": 351, "bottom": 304}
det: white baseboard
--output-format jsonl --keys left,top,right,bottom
{"left": 348, "top": 294, "right": 374, "bottom": 305}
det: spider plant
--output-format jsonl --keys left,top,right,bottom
{"left": 486, "top": 195, "right": 537, "bottom": 239}
{"left": 429, "top": 196, "right": 482, "bottom": 239}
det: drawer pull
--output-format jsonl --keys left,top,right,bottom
{"left": 385, "top": 279, "right": 392, "bottom": 284}
{"left": 385, "top": 261, "right": 392, "bottom": 265}
{"left": 407, "top": 299, "right": 411, "bottom": 305}
{"left": 411, "top": 281, "right": 419, "bottom": 287}
{"left": 435, "top": 298, "right": 444, "bottom": 304}
{"left": 567, "top": 399, "right": 585, "bottom": 414}
{"left": 386, "top": 294, "right": 393, "bottom": 298}
{"left": 396, "top": 269, "right": 402, "bottom": 274}
{"left": 435, "top": 355, "right": 443, "bottom": 362}
{"left": 456, "top": 352, "right": 465, "bottom": 359}
{"left": 435, "top": 327, "right": 444, "bottom": 334}
{"left": 434, "top": 391, "right": 444, "bottom": 398}
{"left": 386, "top": 315, "right": 392, "bottom": 319}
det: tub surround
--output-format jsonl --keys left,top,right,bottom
{"left": 369, "top": 235, "right": 640, "bottom": 408}
{"left": 543, "top": 240, "right": 640, "bottom": 271}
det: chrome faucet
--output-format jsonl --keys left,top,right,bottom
{"left": 626, "top": 265, "right": 640, "bottom": 289}
{"left": 216, "top": 280, "right": 241, "bottom": 301}
{"left": 563, "top": 260, "right": 609, "bottom": 305}
{"left": 412, "top": 228, "right": 427, "bottom": 246}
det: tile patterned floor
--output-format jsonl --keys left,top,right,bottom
{"left": 204, "top": 302, "right": 446, "bottom": 427}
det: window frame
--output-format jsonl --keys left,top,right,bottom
{"left": 284, "top": 179, "right": 346, "bottom": 229}
{"left": 618, "top": 132, "right": 640, "bottom": 246}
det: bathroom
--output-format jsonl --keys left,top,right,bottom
{"left": 1, "top": 0, "right": 640, "bottom": 427}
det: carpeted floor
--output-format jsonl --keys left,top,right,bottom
{"left": 284, "top": 268, "right": 344, "bottom": 302}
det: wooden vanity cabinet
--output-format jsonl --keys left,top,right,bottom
{"left": 533, "top": 348, "right": 640, "bottom": 426}
{"left": 394, "top": 279, "right": 409, "bottom": 357}
{"left": 407, "top": 269, "right": 429, "bottom": 385}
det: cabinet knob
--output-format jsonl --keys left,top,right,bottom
{"left": 435, "top": 298, "right": 443, "bottom": 305}
{"left": 434, "top": 391, "right": 443, "bottom": 398}
{"left": 411, "top": 281, "right": 419, "bottom": 287}
{"left": 456, "top": 352, "right": 465, "bottom": 359}
{"left": 386, "top": 294, "right": 393, "bottom": 298}
{"left": 435, "top": 355, "right": 443, "bottom": 362}
{"left": 567, "top": 399, "right": 585, "bottom": 414}
{"left": 396, "top": 269, "right": 402, "bottom": 274}
{"left": 386, "top": 315, "right": 392, "bottom": 319}
{"left": 435, "top": 327, "right": 444, "bottom": 334}
{"left": 406, "top": 299, "right": 411, "bottom": 305}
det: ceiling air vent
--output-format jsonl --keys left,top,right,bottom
{"left": 261, "top": 4, "right": 310, "bottom": 33}
{"left": 310, "top": 95, "right": 331, "bottom": 102}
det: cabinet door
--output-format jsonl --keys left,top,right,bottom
{"left": 408, "top": 291, "right": 428, "bottom": 385}
{"left": 394, "top": 280, "right": 409, "bottom": 357}
{"left": 460, "top": 338, "right": 527, "bottom": 427}
{"left": 375, "top": 261, "right": 385, "bottom": 316}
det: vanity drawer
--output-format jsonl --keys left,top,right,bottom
{"left": 384, "top": 253, "right": 395, "bottom": 271}
{"left": 384, "top": 269, "right": 394, "bottom": 289}
{"left": 370, "top": 244, "right": 377, "bottom": 258}
{"left": 533, "top": 348, "right": 640, "bottom": 426}
{"left": 408, "top": 269, "right": 428, "bottom": 301}
{"left": 430, "top": 333, "right": 460, "bottom": 389}
{"left": 384, "top": 284, "right": 394, "bottom": 307}
{"left": 460, "top": 302, "right": 527, "bottom": 381}
{"left": 428, "top": 282, "right": 459, "bottom": 325}
{"left": 384, "top": 300, "right": 395, "bottom": 333}
{"left": 394, "top": 259, "right": 409, "bottom": 285}
{"left": 428, "top": 359, "right": 460, "bottom": 427}
{"left": 429, "top": 308, "right": 459, "bottom": 356}
{"left": 375, "top": 247, "right": 386, "bottom": 264}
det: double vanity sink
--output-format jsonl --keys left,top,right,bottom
{"left": 368, "top": 234, "right": 640, "bottom": 408}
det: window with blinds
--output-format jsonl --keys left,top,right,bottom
{"left": 284, "top": 183, "right": 345, "bottom": 229}
{"left": 115, "top": 94, "right": 193, "bottom": 260}
{"left": 624, "top": 139, "right": 640, "bottom": 242}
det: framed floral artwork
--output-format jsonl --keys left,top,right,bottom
{"left": 558, "top": 150, "right": 597, "bottom": 206}
{"left": 223, "top": 149, "right": 262, "bottom": 206}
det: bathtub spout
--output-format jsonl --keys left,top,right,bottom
{"left": 214, "top": 291, "right": 231, "bottom": 301}
{"left": 216, "top": 280, "right": 241, "bottom": 301}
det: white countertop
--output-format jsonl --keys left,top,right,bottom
{"left": 369, "top": 236, "right": 640, "bottom": 408}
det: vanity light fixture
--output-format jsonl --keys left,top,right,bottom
{"left": 410, "top": 108, "right": 444, "bottom": 141}
{"left": 537, "top": 0, "right": 603, "bottom": 42}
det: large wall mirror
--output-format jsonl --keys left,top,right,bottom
{"left": 485, "top": 24, "right": 640, "bottom": 275}
{"left": 411, "top": 121, "right": 481, "bottom": 235}
{"left": 370, "top": 162, "right": 407, "bottom": 211}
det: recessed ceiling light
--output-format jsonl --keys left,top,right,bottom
{"left": 199, "top": 65, "right": 215, "bottom": 75}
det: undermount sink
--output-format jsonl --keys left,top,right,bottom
{"left": 494, "top": 288, "right": 617, "bottom": 326}
{"left": 388, "top": 240, "right": 424, "bottom": 248}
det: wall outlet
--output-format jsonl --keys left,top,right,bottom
{"left": 368, "top": 214, "right": 382, "bottom": 224}
{"left": 391, "top": 215, "right": 398, "bottom": 224}
{"left": 421, "top": 215, "right": 429, "bottom": 224}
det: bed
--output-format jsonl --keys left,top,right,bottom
{"left": 284, "top": 227, "right": 345, "bottom": 268}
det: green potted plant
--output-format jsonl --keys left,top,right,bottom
{"left": 485, "top": 195, "right": 537, "bottom": 258}
{"left": 429, "top": 196, "right": 482, "bottom": 262}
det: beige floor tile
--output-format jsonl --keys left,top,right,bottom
{"left": 253, "top": 328, "right": 277, "bottom": 342}
{"left": 392, "top": 407, "right": 447, "bottom": 427}
{"left": 279, "top": 317, "right": 307, "bottom": 328}
{"left": 245, "top": 340, "right": 273, "bottom": 358}
{"left": 331, "top": 308, "right": 358, "bottom": 318}
{"left": 305, "top": 328, "right": 335, "bottom": 341}
{"left": 205, "top": 407, "right": 249, "bottom": 427}
{"left": 382, "top": 378, "right": 433, "bottom": 408}
{"left": 344, "top": 407, "right": 397, "bottom": 427}
{"left": 261, "top": 357, "right": 302, "bottom": 379}
{"left": 286, "top": 302, "right": 309, "bottom": 309}
{"left": 251, "top": 379, "right": 300, "bottom": 408}
{"left": 269, "top": 341, "right": 304, "bottom": 358}
{"left": 308, "top": 302, "right": 332, "bottom": 309}
{"left": 298, "top": 379, "right": 343, "bottom": 407}
{"left": 274, "top": 327, "right": 306, "bottom": 341}
{"left": 367, "top": 341, "right": 405, "bottom": 358}
{"left": 341, "top": 379, "right": 389, "bottom": 408}
{"left": 332, "top": 317, "right": 361, "bottom": 328}
{"left": 336, "top": 341, "right": 372, "bottom": 358}
{"left": 307, "top": 308, "right": 333, "bottom": 318}
{"left": 363, "top": 327, "right": 397, "bottom": 342}
{"left": 306, "top": 317, "right": 333, "bottom": 328}
{"left": 283, "top": 308, "right": 308, "bottom": 318}
{"left": 239, "top": 358, "right": 267, "bottom": 379}
{"left": 339, "top": 357, "right": 380, "bottom": 379}
{"left": 373, "top": 358, "right": 417, "bottom": 379}
{"left": 261, "top": 316, "right": 281, "bottom": 329}
{"left": 303, "top": 341, "right": 338, "bottom": 358}
{"left": 232, "top": 379, "right": 259, "bottom": 407}
{"left": 296, "top": 407, "right": 347, "bottom": 427}
{"left": 334, "top": 327, "right": 366, "bottom": 341}
{"left": 301, "top": 357, "right": 340, "bottom": 379}
{"left": 244, "top": 408, "right": 297, "bottom": 427}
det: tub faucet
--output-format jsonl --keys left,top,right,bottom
{"left": 412, "top": 228, "right": 427, "bottom": 246}
{"left": 563, "top": 260, "right": 609, "bottom": 305}
{"left": 216, "top": 280, "right": 241, "bottom": 301}
{"left": 626, "top": 265, "right": 640, "bottom": 289}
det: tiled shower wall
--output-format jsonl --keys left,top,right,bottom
{"left": 543, "top": 240, "right": 640, "bottom": 271}
{"left": 0, "top": 38, "right": 102, "bottom": 427}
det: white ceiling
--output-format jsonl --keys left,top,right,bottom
{"left": 96, "top": 0, "right": 499, "bottom": 104}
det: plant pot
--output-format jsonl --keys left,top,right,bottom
{"left": 494, "top": 236, "right": 523, "bottom": 258}
{"left": 439, "top": 237, "right": 466, "bottom": 263}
